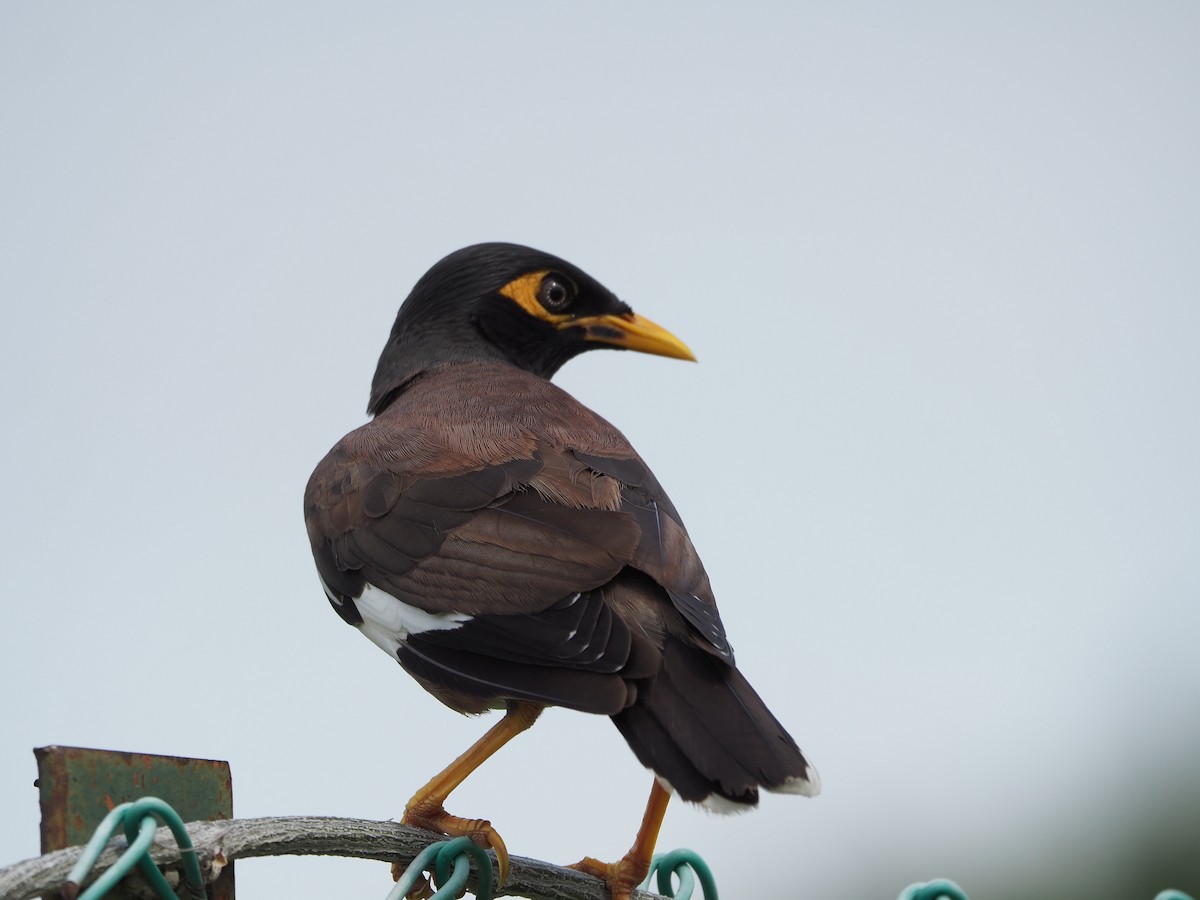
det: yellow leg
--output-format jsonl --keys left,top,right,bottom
{"left": 398, "top": 701, "right": 543, "bottom": 889}
{"left": 568, "top": 778, "right": 672, "bottom": 900}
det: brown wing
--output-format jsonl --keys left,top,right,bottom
{"left": 573, "top": 449, "right": 733, "bottom": 661}
{"left": 305, "top": 443, "right": 641, "bottom": 618}
{"left": 304, "top": 363, "right": 731, "bottom": 713}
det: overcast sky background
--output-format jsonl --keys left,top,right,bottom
{"left": 2, "top": 5, "right": 1199, "bottom": 899}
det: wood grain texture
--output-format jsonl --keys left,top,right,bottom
{"left": 0, "top": 815, "right": 659, "bottom": 900}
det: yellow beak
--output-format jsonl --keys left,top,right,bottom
{"left": 570, "top": 312, "right": 697, "bottom": 362}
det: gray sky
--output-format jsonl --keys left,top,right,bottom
{"left": 2, "top": 4, "right": 1198, "bottom": 899}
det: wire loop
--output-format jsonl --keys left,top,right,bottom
{"left": 897, "top": 880, "right": 971, "bottom": 900}
{"left": 62, "top": 796, "right": 206, "bottom": 900}
{"left": 641, "top": 848, "right": 718, "bottom": 899}
{"left": 386, "top": 836, "right": 494, "bottom": 900}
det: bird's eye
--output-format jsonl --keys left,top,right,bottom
{"left": 537, "top": 275, "right": 573, "bottom": 312}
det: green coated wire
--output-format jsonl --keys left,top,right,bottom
{"left": 64, "top": 804, "right": 156, "bottom": 900}
{"left": 63, "top": 797, "right": 206, "bottom": 900}
{"left": 57, "top": 799, "right": 1193, "bottom": 900}
{"left": 640, "top": 849, "right": 718, "bottom": 899}
{"left": 387, "top": 842, "right": 444, "bottom": 900}
{"left": 897, "top": 880, "right": 970, "bottom": 900}
{"left": 897, "top": 881, "right": 1195, "bottom": 900}
{"left": 386, "top": 836, "right": 494, "bottom": 900}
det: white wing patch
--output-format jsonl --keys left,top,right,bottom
{"left": 323, "top": 579, "right": 470, "bottom": 660}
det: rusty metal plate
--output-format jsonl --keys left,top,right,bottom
{"left": 35, "top": 745, "right": 235, "bottom": 899}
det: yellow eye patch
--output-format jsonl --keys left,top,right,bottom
{"left": 498, "top": 269, "right": 696, "bottom": 361}
{"left": 498, "top": 271, "right": 570, "bottom": 324}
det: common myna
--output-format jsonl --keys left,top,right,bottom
{"left": 304, "top": 243, "right": 818, "bottom": 899}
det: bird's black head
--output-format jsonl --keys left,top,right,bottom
{"left": 367, "top": 242, "right": 695, "bottom": 415}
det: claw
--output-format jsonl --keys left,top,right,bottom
{"left": 566, "top": 779, "right": 671, "bottom": 899}
{"left": 567, "top": 853, "right": 651, "bottom": 900}
{"left": 402, "top": 801, "right": 510, "bottom": 891}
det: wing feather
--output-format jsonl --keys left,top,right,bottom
{"left": 304, "top": 364, "right": 731, "bottom": 712}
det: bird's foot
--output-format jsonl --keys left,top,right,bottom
{"left": 567, "top": 853, "right": 652, "bottom": 900}
{"left": 395, "top": 800, "right": 509, "bottom": 891}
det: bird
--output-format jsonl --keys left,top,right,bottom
{"left": 303, "top": 242, "right": 818, "bottom": 899}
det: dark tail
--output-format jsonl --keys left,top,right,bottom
{"left": 612, "top": 637, "right": 819, "bottom": 810}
